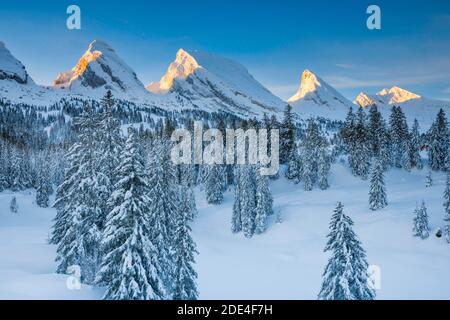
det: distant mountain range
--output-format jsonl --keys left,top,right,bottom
{"left": 1, "top": 39, "right": 449, "bottom": 125}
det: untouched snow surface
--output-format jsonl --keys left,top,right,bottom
{"left": 1, "top": 162, "right": 450, "bottom": 299}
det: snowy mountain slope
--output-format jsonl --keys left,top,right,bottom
{"left": 287, "top": 70, "right": 353, "bottom": 120}
{"left": 0, "top": 42, "right": 33, "bottom": 85}
{"left": 148, "top": 49, "right": 287, "bottom": 118}
{"left": 0, "top": 42, "right": 69, "bottom": 105}
{"left": 354, "top": 86, "right": 450, "bottom": 128}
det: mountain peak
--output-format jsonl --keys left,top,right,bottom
{"left": 147, "top": 48, "right": 200, "bottom": 94}
{"left": 0, "top": 41, "right": 32, "bottom": 85}
{"left": 354, "top": 92, "right": 377, "bottom": 108}
{"left": 53, "top": 40, "right": 145, "bottom": 96}
{"left": 377, "top": 86, "right": 421, "bottom": 104}
{"left": 288, "top": 69, "right": 321, "bottom": 102}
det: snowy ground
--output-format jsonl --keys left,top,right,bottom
{"left": 1, "top": 162, "right": 450, "bottom": 299}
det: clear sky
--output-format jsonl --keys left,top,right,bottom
{"left": 0, "top": 0, "right": 449, "bottom": 101}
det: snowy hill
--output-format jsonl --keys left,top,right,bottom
{"left": 3, "top": 165, "right": 450, "bottom": 299}
{"left": 148, "top": 49, "right": 287, "bottom": 118}
{"left": 287, "top": 70, "right": 353, "bottom": 120}
{"left": 354, "top": 86, "right": 450, "bottom": 128}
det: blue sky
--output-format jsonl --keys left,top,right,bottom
{"left": 0, "top": 0, "right": 449, "bottom": 101}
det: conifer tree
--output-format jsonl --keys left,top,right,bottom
{"left": 147, "top": 139, "right": 179, "bottom": 296}
{"left": 96, "top": 129, "right": 164, "bottom": 300}
{"left": 280, "top": 105, "right": 295, "bottom": 164}
{"left": 205, "top": 165, "right": 224, "bottom": 205}
{"left": 369, "top": 159, "right": 388, "bottom": 210}
{"left": 444, "top": 172, "right": 450, "bottom": 217}
{"left": 285, "top": 144, "right": 301, "bottom": 184}
{"left": 428, "top": 109, "right": 449, "bottom": 171}
{"left": 96, "top": 90, "right": 123, "bottom": 230}
{"left": 413, "top": 201, "right": 430, "bottom": 239}
{"left": 254, "top": 168, "right": 274, "bottom": 234}
{"left": 53, "top": 105, "right": 103, "bottom": 283}
{"left": 232, "top": 166, "right": 243, "bottom": 233}
{"left": 240, "top": 165, "right": 257, "bottom": 238}
{"left": 318, "top": 202, "right": 375, "bottom": 300}
{"left": 36, "top": 154, "right": 52, "bottom": 208}
{"left": 173, "top": 186, "right": 199, "bottom": 300}
{"left": 318, "top": 149, "right": 331, "bottom": 190}
{"left": 409, "top": 119, "right": 423, "bottom": 169}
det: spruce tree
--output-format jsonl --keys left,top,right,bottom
{"left": 96, "top": 129, "right": 164, "bottom": 300}
{"left": 318, "top": 149, "right": 331, "bottom": 190}
{"left": 318, "top": 202, "right": 375, "bottom": 300}
{"left": 369, "top": 159, "right": 388, "bottom": 210}
{"left": 96, "top": 90, "right": 123, "bottom": 230}
{"left": 53, "top": 105, "right": 103, "bottom": 283}
{"left": 285, "top": 144, "right": 301, "bottom": 184}
{"left": 413, "top": 201, "right": 430, "bottom": 239}
{"left": 409, "top": 119, "right": 423, "bottom": 169}
{"left": 428, "top": 109, "right": 449, "bottom": 171}
{"left": 173, "top": 186, "right": 199, "bottom": 300}
{"left": 444, "top": 172, "right": 450, "bottom": 217}
{"left": 205, "top": 165, "right": 224, "bottom": 205}
{"left": 147, "top": 138, "right": 179, "bottom": 296}
{"left": 254, "top": 167, "right": 274, "bottom": 234}
{"left": 240, "top": 165, "right": 257, "bottom": 238}
{"left": 280, "top": 105, "right": 295, "bottom": 164}
{"left": 36, "top": 155, "right": 52, "bottom": 208}
{"left": 232, "top": 166, "right": 243, "bottom": 233}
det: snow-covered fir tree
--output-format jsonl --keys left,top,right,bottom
{"left": 96, "top": 90, "right": 123, "bottom": 230}
{"left": 232, "top": 166, "right": 243, "bottom": 233}
{"left": 318, "top": 149, "right": 331, "bottom": 190}
{"left": 240, "top": 165, "right": 257, "bottom": 238}
{"left": 280, "top": 104, "right": 295, "bottom": 164}
{"left": 428, "top": 109, "right": 449, "bottom": 171}
{"left": 254, "top": 167, "right": 274, "bottom": 234}
{"left": 369, "top": 158, "right": 388, "bottom": 211}
{"left": 413, "top": 201, "right": 430, "bottom": 239}
{"left": 352, "top": 108, "right": 371, "bottom": 179}
{"left": 205, "top": 165, "right": 224, "bottom": 205}
{"left": 409, "top": 119, "right": 423, "bottom": 169}
{"left": 301, "top": 119, "right": 326, "bottom": 190}
{"left": 173, "top": 186, "right": 199, "bottom": 300}
{"left": 389, "top": 106, "right": 410, "bottom": 169}
{"left": 318, "top": 202, "right": 375, "bottom": 300}
{"left": 444, "top": 173, "right": 450, "bottom": 243}
{"left": 10, "top": 196, "right": 18, "bottom": 213}
{"left": 147, "top": 138, "right": 179, "bottom": 296}
{"left": 96, "top": 128, "right": 164, "bottom": 300}
{"left": 36, "top": 153, "right": 52, "bottom": 208}
{"left": 53, "top": 104, "right": 103, "bottom": 283}
{"left": 285, "top": 143, "right": 302, "bottom": 184}
{"left": 367, "top": 105, "right": 384, "bottom": 158}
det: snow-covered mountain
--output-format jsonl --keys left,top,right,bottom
{"left": 0, "top": 42, "right": 33, "bottom": 85}
{"left": 53, "top": 40, "right": 150, "bottom": 101}
{"left": 354, "top": 86, "right": 450, "bottom": 127}
{"left": 287, "top": 70, "right": 353, "bottom": 119}
{"left": 148, "top": 49, "right": 287, "bottom": 118}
